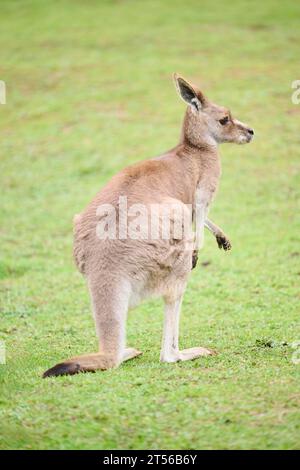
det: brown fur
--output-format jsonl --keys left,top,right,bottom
{"left": 43, "top": 74, "right": 253, "bottom": 377}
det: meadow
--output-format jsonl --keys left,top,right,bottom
{"left": 0, "top": 0, "right": 299, "bottom": 449}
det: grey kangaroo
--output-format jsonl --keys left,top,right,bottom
{"left": 43, "top": 74, "right": 253, "bottom": 377}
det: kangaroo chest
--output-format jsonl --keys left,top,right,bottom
{"left": 194, "top": 160, "right": 221, "bottom": 210}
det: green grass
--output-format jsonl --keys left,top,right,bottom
{"left": 0, "top": 0, "right": 300, "bottom": 450}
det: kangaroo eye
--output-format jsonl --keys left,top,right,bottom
{"left": 219, "top": 116, "right": 229, "bottom": 125}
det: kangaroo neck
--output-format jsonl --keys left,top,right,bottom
{"left": 177, "top": 139, "right": 221, "bottom": 185}
{"left": 169, "top": 140, "right": 221, "bottom": 208}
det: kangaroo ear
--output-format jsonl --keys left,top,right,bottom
{"left": 173, "top": 73, "right": 206, "bottom": 111}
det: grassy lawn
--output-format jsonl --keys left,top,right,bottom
{"left": 0, "top": 0, "right": 300, "bottom": 450}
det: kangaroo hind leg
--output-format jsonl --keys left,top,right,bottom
{"left": 43, "top": 277, "right": 139, "bottom": 378}
{"left": 160, "top": 293, "right": 216, "bottom": 364}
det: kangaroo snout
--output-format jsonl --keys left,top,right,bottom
{"left": 242, "top": 127, "right": 254, "bottom": 144}
{"left": 235, "top": 121, "right": 254, "bottom": 144}
{"left": 245, "top": 127, "right": 254, "bottom": 143}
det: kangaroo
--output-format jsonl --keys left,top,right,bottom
{"left": 43, "top": 74, "right": 254, "bottom": 377}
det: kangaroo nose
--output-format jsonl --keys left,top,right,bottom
{"left": 247, "top": 128, "right": 254, "bottom": 135}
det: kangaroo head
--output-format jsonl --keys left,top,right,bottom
{"left": 174, "top": 73, "right": 254, "bottom": 148}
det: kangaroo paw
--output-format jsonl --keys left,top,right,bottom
{"left": 216, "top": 234, "right": 231, "bottom": 251}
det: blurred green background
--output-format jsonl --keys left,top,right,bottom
{"left": 0, "top": 0, "right": 299, "bottom": 450}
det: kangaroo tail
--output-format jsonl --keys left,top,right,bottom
{"left": 43, "top": 352, "right": 119, "bottom": 378}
